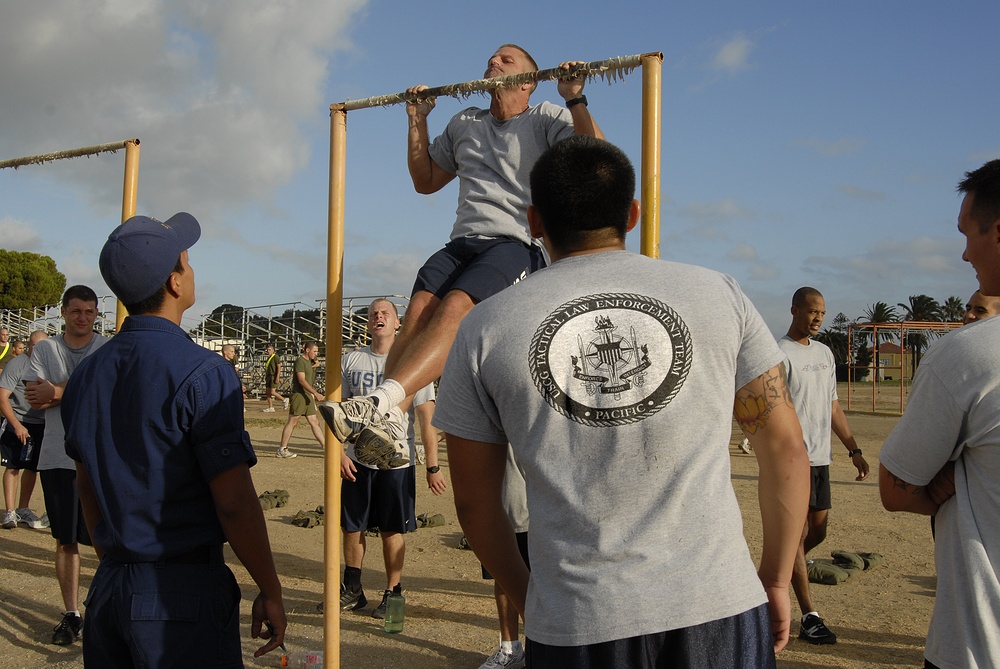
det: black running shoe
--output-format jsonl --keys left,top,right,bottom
{"left": 52, "top": 612, "right": 82, "bottom": 645}
{"left": 371, "top": 589, "right": 392, "bottom": 619}
{"left": 340, "top": 583, "right": 367, "bottom": 611}
{"left": 799, "top": 613, "right": 837, "bottom": 644}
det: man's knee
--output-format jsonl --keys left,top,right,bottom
{"left": 437, "top": 290, "right": 476, "bottom": 322}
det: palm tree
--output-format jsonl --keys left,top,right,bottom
{"left": 942, "top": 295, "right": 965, "bottom": 322}
{"left": 897, "top": 295, "right": 943, "bottom": 374}
{"left": 815, "top": 327, "right": 849, "bottom": 380}
{"left": 861, "top": 302, "right": 899, "bottom": 380}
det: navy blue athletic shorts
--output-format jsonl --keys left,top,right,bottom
{"left": 525, "top": 603, "right": 776, "bottom": 669}
{"left": 40, "top": 468, "right": 92, "bottom": 546}
{"left": 0, "top": 421, "right": 43, "bottom": 471}
{"left": 341, "top": 463, "right": 416, "bottom": 534}
{"left": 412, "top": 236, "right": 546, "bottom": 303}
{"left": 809, "top": 465, "right": 832, "bottom": 511}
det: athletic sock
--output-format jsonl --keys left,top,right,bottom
{"left": 500, "top": 640, "right": 514, "bottom": 654}
{"left": 344, "top": 566, "right": 362, "bottom": 590}
{"left": 368, "top": 379, "right": 406, "bottom": 414}
{"left": 802, "top": 611, "right": 819, "bottom": 622}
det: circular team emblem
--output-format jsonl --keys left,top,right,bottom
{"left": 529, "top": 293, "right": 692, "bottom": 427}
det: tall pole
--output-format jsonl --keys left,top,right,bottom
{"left": 117, "top": 139, "right": 141, "bottom": 328}
{"left": 323, "top": 104, "right": 347, "bottom": 668}
{"left": 640, "top": 54, "right": 662, "bottom": 259}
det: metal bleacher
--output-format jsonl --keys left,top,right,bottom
{"left": 0, "top": 294, "right": 409, "bottom": 398}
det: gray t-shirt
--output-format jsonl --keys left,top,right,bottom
{"left": 778, "top": 336, "right": 837, "bottom": 466}
{"left": 27, "top": 333, "right": 108, "bottom": 470}
{"left": 341, "top": 345, "right": 434, "bottom": 470}
{"left": 428, "top": 101, "right": 575, "bottom": 245}
{"left": 880, "top": 316, "right": 1000, "bottom": 668}
{"left": 434, "top": 250, "right": 783, "bottom": 646}
{"left": 0, "top": 353, "right": 44, "bottom": 424}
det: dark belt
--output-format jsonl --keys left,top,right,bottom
{"left": 156, "top": 544, "right": 224, "bottom": 566}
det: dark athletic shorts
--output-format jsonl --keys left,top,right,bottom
{"left": 525, "top": 603, "right": 775, "bottom": 669}
{"left": 40, "top": 468, "right": 92, "bottom": 546}
{"left": 0, "top": 421, "right": 43, "bottom": 471}
{"left": 809, "top": 465, "right": 832, "bottom": 511}
{"left": 482, "top": 531, "right": 530, "bottom": 579}
{"left": 412, "top": 237, "right": 546, "bottom": 303}
{"left": 341, "top": 463, "right": 416, "bottom": 534}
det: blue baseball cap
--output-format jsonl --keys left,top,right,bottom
{"left": 99, "top": 213, "right": 201, "bottom": 305}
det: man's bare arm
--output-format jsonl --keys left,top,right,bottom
{"left": 879, "top": 462, "right": 955, "bottom": 516}
{"left": 417, "top": 401, "right": 447, "bottom": 495}
{"left": 75, "top": 463, "right": 106, "bottom": 561}
{"left": 735, "top": 363, "right": 810, "bottom": 654}
{"left": 25, "top": 378, "right": 66, "bottom": 410}
{"left": 0, "top": 388, "right": 27, "bottom": 442}
{"left": 296, "top": 371, "right": 323, "bottom": 402}
{"left": 406, "top": 85, "right": 456, "bottom": 194}
{"left": 449, "top": 434, "right": 527, "bottom": 615}
{"left": 210, "top": 464, "right": 286, "bottom": 657}
{"left": 831, "top": 400, "right": 869, "bottom": 480}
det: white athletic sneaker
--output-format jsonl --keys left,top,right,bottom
{"left": 479, "top": 646, "right": 525, "bottom": 669}
{"left": 262, "top": 407, "right": 276, "bottom": 413}
{"left": 319, "top": 396, "right": 388, "bottom": 442}
{"left": 276, "top": 447, "right": 298, "bottom": 459}
{"left": 15, "top": 508, "right": 47, "bottom": 529}
{"left": 738, "top": 438, "right": 752, "bottom": 454}
{"left": 283, "top": 398, "right": 289, "bottom": 410}
{"left": 1, "top": 510, "right": 17, "bottom": 530}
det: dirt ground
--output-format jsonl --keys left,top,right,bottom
{"left": 0, "top": 398, "right": 935, "bottom": 669}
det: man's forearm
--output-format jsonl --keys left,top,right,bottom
{"left": 211, "top": 466, "right": 283, "bottom": 599}
{"left": 756, "top": 440, "right": 811, "bottom": 588}
{"left": 407, "top": 115, "right": 437, "bottom": 193}
{"left": 569, "top": 105, "right": 604, "bottom": 140}
{"left": 879, "top": 463, "right": 946, "bottom": 515}
{"left": 831, "top": 401, "right": 858, "bottom": 451}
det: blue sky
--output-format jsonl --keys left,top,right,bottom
{"left": 2, "top": 1, "right": 997, "bottom": 336}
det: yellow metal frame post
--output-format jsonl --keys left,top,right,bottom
{"left": 640, "top": 53, "right": 662, "bottom": 259}
{"left": 323, "top": 104, "right": 347, "bottom": 667}
{"left": 117, "top": 139, "right": 141, "bottom": 329}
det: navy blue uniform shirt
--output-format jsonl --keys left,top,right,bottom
{"left": 62, "top": 315, "right": 257, "bottom": 562}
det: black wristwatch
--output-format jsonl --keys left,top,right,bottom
{"left": 566, "top": 95, "right": 588, "bottom": 108}
{"left": 849, "top": 449, "right": 863, "bottom": 458}
{"left": 426, "top": 465, "right": 441, "bottom": 474}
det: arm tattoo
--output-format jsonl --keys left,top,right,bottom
{"left": 887, "top": 472, "right": 926, "bottom": 497}
{"left": 734, "top": 365, "right": 794, "bottom": 435}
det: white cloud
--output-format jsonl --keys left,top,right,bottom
{"left": 678, "top": 198, "right": 756, "bottom": 239}
{"left": 727, "top": 242, "right": 758, "bottom": 262}
{"left": 711, "top": 34, "right": 754, "bottom": 74}
{"left": 0, "top": 0, "right": 367, "bottom": 218}
{"left": 0, "top": 217, "right": 42, "bottom": 251}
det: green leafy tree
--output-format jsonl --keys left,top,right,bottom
{"left": 896, "top": 294, "right": 943, "bottom": 374}
{"left": 942, "top": 295, "right": 965, "bottom": 322}
{"left": 0, "top": 250, "right": 66, "bottom": 309}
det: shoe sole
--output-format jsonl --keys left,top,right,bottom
{"left": 276, "top": 451, "right": 297, "bottom": 459}
{"left": 319, "top": 402, "right": 355, "bottom": 442}
{"left": 355, "top": 427, "right": 409, "bottom": 470}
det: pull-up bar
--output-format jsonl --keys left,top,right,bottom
{"left": 321, "top": 52, "right": 662, "bottom": 668}
{"left": 336, "top": 54, "right": 655, "bottom": 111}
{"left": 1, "top": 138, "right": 141, "bottom": 328}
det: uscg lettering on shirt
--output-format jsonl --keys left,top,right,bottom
{"left": 529, "top": 293, "right": 692, "bottom": 427}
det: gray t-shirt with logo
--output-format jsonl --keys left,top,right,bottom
{"left": 27, "top": 333, "right": 108, "bottom": 470}
{"left": 434, "top": 250, "right": 783, "bottom": 646}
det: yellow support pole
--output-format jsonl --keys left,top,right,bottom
{"left": 323, "top": 104, "right": 347, "bottom": 668}
{"left": 640, "top": 53, "right": 663, "bottom": 259}
{"left": 117, "top": 139, "right": 141, "bottom": 329}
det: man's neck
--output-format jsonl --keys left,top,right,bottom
{"left": 369, "top": 334, "right": 394, "bottom": 356}
{"left": 784, "top": 328, "right": 811, "bottom": 345}
{"left": 63, "top": 330, "right": 95, "bottom": 349}
{"left": 490, "top": 89, "right": 530, "bottom": 121}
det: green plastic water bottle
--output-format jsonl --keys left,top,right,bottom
{"left": 383, "top": 585, "right": 404, "bottom": 633}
